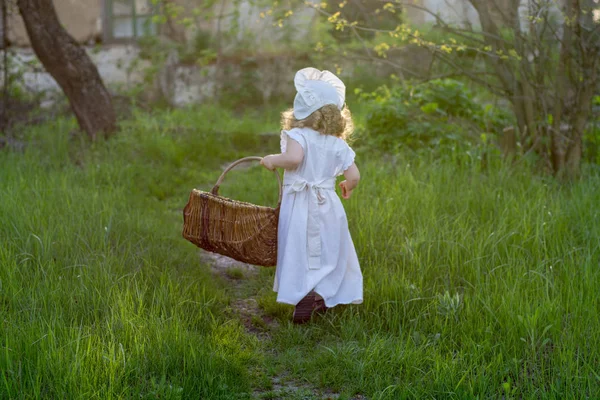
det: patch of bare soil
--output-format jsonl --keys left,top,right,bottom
{"left": 199, "top": 250, "right": 352, "bottom": 400}
{"left": 200, "top": 251, "right": 278, "bottom": 337}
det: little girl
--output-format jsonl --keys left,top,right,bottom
{"left": 261, "top": 67, "right": 363, "bottom": 324}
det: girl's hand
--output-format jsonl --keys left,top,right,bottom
{"left": 339, "top": 181, "right": 353, "bottom": 199}
{"left": 261, "top": 155, "right": 276, "bottom": 171}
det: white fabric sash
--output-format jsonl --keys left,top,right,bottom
{"left": 284, "top": 176, "right": 336, "bottom": 270}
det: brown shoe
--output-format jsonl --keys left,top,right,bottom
{"left": 293, "top": 292, "right": 316, "bottom": 324}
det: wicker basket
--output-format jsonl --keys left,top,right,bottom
{"left": 182, "top": 156, "right": 282, "bottom": 267}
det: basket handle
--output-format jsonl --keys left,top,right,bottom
{"left": 211, "top": 156, "right": 283, "bottom": 206}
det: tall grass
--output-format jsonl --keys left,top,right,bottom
{"left": 0, "top": 107, "right": 278, "bottom": 399}
{"left": 255, "top": 155, "right": 600, "bottom": 398}
{"left": 2, "top": 105, "right": 599, "bottom": 398}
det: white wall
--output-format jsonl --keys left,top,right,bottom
{"left": 419, "top": 0, "right": 564, "bottom": 32}
{"left": 1, "top": 45, "right": 149, "bottom": 107}
{"left": 422, "top": 0, "right": 480, "bottom": 27}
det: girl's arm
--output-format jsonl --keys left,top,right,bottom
{"left": 339, "top": 163, "right": 360, "bottom": 199}
{"left": 261, "top": 139, "right": 304, "bottom": 170}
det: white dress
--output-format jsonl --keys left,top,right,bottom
{"left": 274, "top": 127, "right": 363, "bottom": 308}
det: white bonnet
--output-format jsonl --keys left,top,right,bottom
{"left": 293, "top": 67, "right": 346, "bottom": 120}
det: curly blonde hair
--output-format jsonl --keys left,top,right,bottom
{"left": 281, "top": 104, "right": 354, "bottom": 141}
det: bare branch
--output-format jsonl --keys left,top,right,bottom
{"left": 348, "top": 27, "right": 416, "bottom": 80}
{"left": 348, "top": 0, "right": 375, "bottom": 26}
{"left": 420, "top": 69, "right": 500, "bottom": 83}
{"left": 427, "top": 49, "right": 508, "bottom": 95}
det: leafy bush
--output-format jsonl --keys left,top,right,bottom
{"left": 358, "top": 79, "right": 513, "bottom": 153}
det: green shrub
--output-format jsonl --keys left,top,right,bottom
{"left": 359, "top": 79, "right": 513, "bottom": 153}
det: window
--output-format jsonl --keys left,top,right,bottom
{"left": 103, "top": 0, "right": 157, "bottom": 42}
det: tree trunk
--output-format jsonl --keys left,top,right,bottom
{"left": 550, "top": 0, "right": 599, "bottom": 179}
{"left": 17, "top": 0, "right": 116, "bottom": 139}
{"left": 555, "top": 89, "right": 595, "bottom": 179}
{"left": 550, "top": 89, "right": 595, "bottom": 179}
{"left": 471, "top": 0, "right": 600, "bottom": 178}
{"left": 564, "top": 133, "right": 582, "bottom": 178}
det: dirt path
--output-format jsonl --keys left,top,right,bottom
{"left": 201, "top": 252, "right": 278, "bottom": 337}
{"left": 200, "top": 251, "right": 345, "bottom": 400}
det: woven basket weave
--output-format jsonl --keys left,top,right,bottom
{"left": 182, "top": 157, "right": 282, "bottom": 267}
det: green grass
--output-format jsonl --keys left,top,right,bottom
{"left": 257, "top": 158, "right": 600, "bottom": 398}
{"left": 0, "top": 106, "right": 278, "bottom": 399}
{"left": 1, "top": 105, "right": 600, "bottom": 398}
